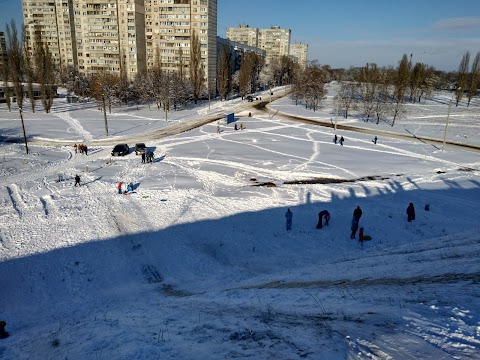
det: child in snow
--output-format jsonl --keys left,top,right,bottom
{"left": 117, "top": 182, "right": 123, "bottom": 194}
{"left": 126, "top": 182, "right": 134, "bottom": 193}
{"left": 350, "top": 217, "right": 359, "bottom": 239}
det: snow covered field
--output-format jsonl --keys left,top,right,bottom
{"left": 0, "top": 86, "right": 479, "bottom": 359}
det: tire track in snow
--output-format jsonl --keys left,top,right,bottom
{"left": 55, "top": 112, "right": 93, "bottom": 141}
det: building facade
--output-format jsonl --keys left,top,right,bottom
{"left": 226, "top": 25, "right": 292, "bottom": 67}
{"left": 217, "top": 36, "right": 265, "bottom": 74}
{"left": 225, "top": 25, "right": 258, "bottom": 48}
{"left": 289, "top": 42, "right": 308, "bottom": 69}
{"left": 0, "top": 32, "right": 7, "bottom": 71}
{"left": 22, "top": 0, "right": 217, "bottom": 87}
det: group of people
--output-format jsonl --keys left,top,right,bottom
{"left": 141, "top": 151, "right": 155, "bottom": 164}
{"left": 73, "top": 143, "right": 88, "bottom": 155}
{"left": 285, "top": 203, "right": 417, "bottom": 239}
{"left": 234, "top": 123, "right": 244, "bottom": 131}
{"left": 117, "top": 181, "right": 134, "bottom": 194}
{"left": 333, "top": 134, "right": 345, "bottom": 146}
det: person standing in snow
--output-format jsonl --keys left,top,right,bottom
{"left": 74, "top": 174, "right": 81, "bottom": 187}
{"left": 285, "top": 208, "right": 293, "bottom": 231}
{"left": 350, "top": 216, "right": 359, "bottom": 239}
{"left": 407, "top": 203, "right": 415, "bottom": 222}
{"left": 373, "top": 136, "right": 378, "bottom": 144}
{"left": 316, "top": 210, "right": 330, "bottom": 229}
{"left": 340, "top": 136, "right": 344, "bottom": 146}
{"left": 334, "top": 134, "right": 338, "bottom": 144}
{"left": 141, "top": 152, "right": 146, "bottom": 164}
{"left": 353, "top": 206, "right": 362, "bottom": 222}
{"left": 117, "top": 181, "right": 123, "bottom": 194}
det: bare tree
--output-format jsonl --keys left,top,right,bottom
{"left": 373, "top": 69, "right": 392, "bottom": 124}
{"left": 456, "top": 51, "right": 470, "bottom": 106}
{"left": 337, "top": 81, "right": 357, "bottom": 119}
{"left": 90, "top": 71, "right": 120, "bottom": 136}
{"left": 23, "top": 33, "right": 36, "bottom": 113}
{"left": 302, "top": 61, "right": 326, "bottom": 112}
{"left": 358, "top": 63, "right": 379, "bottom": 121}
{"left": 217, "top": 45, "right": 231, "bottom": 101}
{"left": 466, "top": 51, "right": 480, "bottom": 107}
{"left": 35, "top": 40, "right": 56, "bottom": 113}
{"left": 1, "top": 37, "right": 12, "bottom": 112}
{"left": 6, "top": 20, "right": 28, "bottom": 154}
{"left": 409, "top": 62, "right": 424, "bottom": 103}
{"left": 391, "top": 54, "right": 410, "bottom": 125}
{"left": 189, "top": 30, "right": 204, "bottom": 104}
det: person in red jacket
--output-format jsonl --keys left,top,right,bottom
{"left": 407, "top": 203, "right": 415, "bottom": 222}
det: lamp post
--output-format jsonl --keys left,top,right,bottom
{"left": 442, "top": 88, "right": 457, "bottom": 151}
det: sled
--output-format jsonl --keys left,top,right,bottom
{"left": 362, "top": 235, "right": 372, "bottom": 241}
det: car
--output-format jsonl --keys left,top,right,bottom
{"left": 246, "top": 95, "right": 256, "bottom": 102}
{"left": 135, "top": 143, "right": 147, "bottom": 155}
{"left": 111, "top": 144, "right": 129, "bottom": 156}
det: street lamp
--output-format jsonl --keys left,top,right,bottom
{"left": 442, "top": 88, "right": 458, "bottom": 151}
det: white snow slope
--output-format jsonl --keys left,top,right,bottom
{"left": 0, "top": 86, "right": 479, "bottom": 359}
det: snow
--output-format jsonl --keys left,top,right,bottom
{"left": 0, "top": 84, "right": 479, "bottom": 359}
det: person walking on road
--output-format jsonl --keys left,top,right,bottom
{"left": 74, "top": 174, "right": 81, "bottom": 187}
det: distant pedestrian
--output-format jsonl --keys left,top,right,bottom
{"left": 373, "top": 136, "right": 377, "bottom": 144}
{"left": 285, "top": 208, "right": 293, "bottom": 231}
{"left": 350, "top": 217, "right": 359, "bottom": 239}
{"left": 240, "top": 123, "right": 244, "bottom": 130}
{"left": 73, "top": 143, "right": 78, "bottom": 154}
{"left": 217, "top": 124, "right": 220, "bottom": 134}
{"left": 74, "top": 174, "right": 81, "bottom": 187}
{"left": 316, "top": 210, "right": 330, "bottom": 229}
{"left": 353, "top": 206, "right": 362, "bottom": 222}
{"left": 148, "top": 151, "right": 154, "bottom": 163}
{"left": 340, "top": 136, "right": 344, "bottom": 146}
{"left": 141, "top": 152, "right": 146, "bottom": 163}
{"left": 117, "top": 181, "right": 123, "bottom": 194}
{"left": 234, "top": 123, "right": 238, "bottom": 131}
{"left": 334, "top": 134, "right": 338, "bottom": 144}
{"left": 407, "top": 203, "right": 415, "bottom": 222}
{"left": 84, "top": 145, "right": 88, "bottom": 155}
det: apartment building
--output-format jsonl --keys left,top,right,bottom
{"left": 145, "top": 0, "right": 217, "bottom": 90}
{"left": 226, "top": 25, "right": 292, "bottom": 66}
{"left": 225, "top": 25, "right": 258, "bottom": 48}
{"left": 0, "top": 32, "right": 6, "bottom": 70}
{"left": 217, "top": 36, "right": 265, "bottom": 74}
{"left": 22, "top": 0, "right": 217, "bottom": 87}
{"left": 289, "top": 42, "right": 308, "bottom": 69}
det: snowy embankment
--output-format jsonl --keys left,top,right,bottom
{"left": 0, "top": 88, "right": 479, "bottom": 359}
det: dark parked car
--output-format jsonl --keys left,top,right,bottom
{"left": 246, "top": 95, "right": 257, "bottom": 102}
{"left": 135, "top": 143, "right": 147, "bottom": 155}
{"left": 111, "top": 144, "right": 129, "bottom": 156}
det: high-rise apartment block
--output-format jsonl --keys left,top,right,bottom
{"left": 0, "top": 32, "right": 7, "bottom": 70}
{"left": 225, "top": 25, "right": 257, "bottom": 48}
{"left": 289, "top": 42, "right": 308, "bottom": 69}
{"left": 22, "top": 0, "right": 217, "bottom": 86}
{"left": 226, "top": 25, "right": 294, "bottom": 67}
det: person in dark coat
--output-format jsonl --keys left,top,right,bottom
{"left": 350, "top": 217, "right": 359, "bottom": 239}
{"left": 316, "top": 210, "right": 330, "bottom": 229}
{"left": 353, "top": 206, "right": 362, "bottom": 222}
{"left": 340, "top": 136, "right": 344, "bottom": 146}
{"left": 285, "top": 208, "right": 293, "bottom": 231}
{"left": 141, "top": 152, "right": 146, "bottom": 163}
{"left": 74, "top": 174, "right": 81, "bottom": 187}
{"left": 334, "top": 134, "right": 338, "bottom": 144}
{"left": 373, "top": 136, "right": 377, "bottom": 144}
{"left": 407, "top": 203, "right": 415, "bottom": 222}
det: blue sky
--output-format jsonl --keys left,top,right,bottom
{"left": 2, "top": 0, "right": 479, "bottom": 71}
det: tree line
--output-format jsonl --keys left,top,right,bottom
{"left": 290, "top": 52, "right": 480, "bottom": 126}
